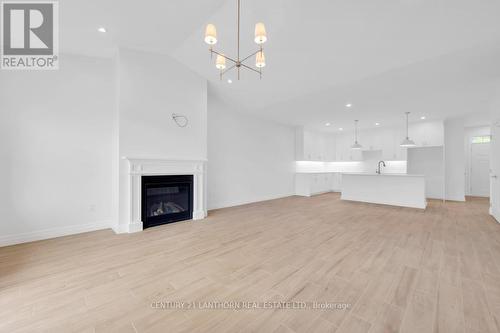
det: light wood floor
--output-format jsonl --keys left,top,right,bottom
{"left": 1, "top": 193, "right": 500, "bottom": 333}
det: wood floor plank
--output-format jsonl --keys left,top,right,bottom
{"left": 389, "top": 266, "right": 419, "bottom": 308}
{"left": 434, "top": 282, "right": 464, "bottom": 333}
{"left": 462, "top": 278, "right": 498, "bottom": 333}
{"left": 0, "top": 194, "right": 497, "bottom": 333}
{"left": 399, "top": 290, "right": 436, "bottom": 333}
{"left": 368, "top": 303, "right": 404, "bottom": 333}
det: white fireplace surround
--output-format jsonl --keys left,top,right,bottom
{"left": 117, "top": 157, "right": 207, "bottom": 233}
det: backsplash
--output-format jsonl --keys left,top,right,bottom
{"left": 296, "top": 160, "right": 407, "bottom": 174}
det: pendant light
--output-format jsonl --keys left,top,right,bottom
{"left": 400, "top": 112, "right": 416, "bottom": 147}
{"left": 215, "top": 54, "right": 226, "bottom": 70}
{"left": 254, "top": 22, "right": 267, "bottom": 44}
{"left": 204, "top": 24, "right": 217, "bottom": 45}
{"left": 351, "top": 120, "right": 362, "bottom": 150}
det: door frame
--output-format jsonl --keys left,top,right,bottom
{"left": 469, "top": 141, "right": 490, "bottom": 197}
{"left": 491, "top": 120, "right": 500, "bottom": 223}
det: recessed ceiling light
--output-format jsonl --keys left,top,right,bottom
{"left": 98, "top": 27, "right": 107, "bottom": 33}
{"left": 375, "top": 122, "right": 380, "bottom": 126}
{"left": 325, "top": 122, "right": 331, "bottom": 126}
{"left": 339, "top": 127, "right": 343, "bottom": 131}
{"left": 345, "top": 103, "right": 352, "bottom": 108}
{"left": 227, "top": 79, "right": 232, "bottom": 84}
{"left": 420, "top": 116, "right": 426, "bottom": 120}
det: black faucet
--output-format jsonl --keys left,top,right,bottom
{"left": 377, "top": 160, "right": 386, "bottom": 174}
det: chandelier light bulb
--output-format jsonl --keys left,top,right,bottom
{"left": 203, "top": 1, "right": 268, "bottom": 80}
{"left": 215, "top": 55, "right": 226, "bottom": 70}
{"left": 256, "top": 51, "right": 266, "bottom": 68}
{"left": 204, "top": 24, "right": 217, "bottom": 45}
{"left": 254, "top": 22, "right": 267, "bottom": 44}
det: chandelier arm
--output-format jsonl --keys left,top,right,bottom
{"left": 221, "top": 64, "right": 237, "bottom": 76}
{"left": 240, "top": 49, "right": 263, "bottom": 64}
{"left": 210, "top": 49, "right": 238, "bottom": 64}
{"left": 240, "top": 63, "right": 261, "bottom": 75}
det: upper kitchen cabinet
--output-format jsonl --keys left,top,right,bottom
{"left": 409, "top": 121, "right": 444, "bottom": 147}
{"left": 296, "top": 121, "right": 443, "bottom": 162}
{"left": 295, "top": 127, "right": 336, "bottom": 161}
{"left": 335, "top": 133, "right": 363, "bottom": 161}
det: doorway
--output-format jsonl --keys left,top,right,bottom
{"left": 470, "top": 137, "right": 490, "bottom": 197}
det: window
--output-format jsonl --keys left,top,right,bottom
{"left": 471, "top": 135, "right": 491, "bottom": 144}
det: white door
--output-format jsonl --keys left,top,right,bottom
{"left": 491, "top": 121, "right": 500, "bottom": 222}
{"left": 470, "top": 142, "right": 490, "bottom": 197}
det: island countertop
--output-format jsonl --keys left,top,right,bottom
{"left": 341, "top": 172, "right": 424, "bottom": 177}
{"left": 341, "top": 173, "right": 426, "bottom": 209}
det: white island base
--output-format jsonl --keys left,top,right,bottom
{"left": 341, "top": 173, "right": 426, "bottom": 209}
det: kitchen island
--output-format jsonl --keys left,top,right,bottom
{"left": 341, "top": 173, "right": 426, "bottom": 209}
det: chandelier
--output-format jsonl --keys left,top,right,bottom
{"left": 203, "top": 0, "right": 267, "bottom": 80}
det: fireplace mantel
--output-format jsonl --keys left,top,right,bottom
{"left": 115, "top": 157, "right": 207, "bottom": 233}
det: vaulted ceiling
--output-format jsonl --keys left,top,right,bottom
{"left": 60, "top": 0, "right": 500, "bottom": 131}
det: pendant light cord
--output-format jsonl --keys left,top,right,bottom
{"left": 405, "top": 112, "right": 410, "bottom": 139}
{"left": 355, "top": 120, "right": 358, "bottom": 143}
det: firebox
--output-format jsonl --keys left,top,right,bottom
{"left": 141, "top": 175, "right": 193, "bottom": 229}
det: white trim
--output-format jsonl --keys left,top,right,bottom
{"left": 208, "top": 193, "right": 294, "bottom": 211}
{"left": 492, "top": 206, "right": 500, "bottom": 224}
{"left": 116, "top": 157, "right": 207, "bottom": 233}
{"left": 193, "top": 210, "right": 206, "bottom": 220}
{"left": 0, "top": 220, "right": 112, "bottom": 247}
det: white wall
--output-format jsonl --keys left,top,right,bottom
{"left": 407, "top": 146, "right": 445, "bottom": 199}
{"left": 117, "top": 48, "right": 207, "bottom": 160}
{"left": 444, "top": 117, "right": 466, "bottom": 201}
{"left": 116, "top": 48, "right": 208, "bottom": 228}
{"left": 207, "top": 95, "right": 295, "bottom": 210}
{"left": 0, "top": 54, "right": 115, "bottom": 245}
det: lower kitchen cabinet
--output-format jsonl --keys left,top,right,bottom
{"left": 295, "top": 173, "right": 342, "bottom": 197}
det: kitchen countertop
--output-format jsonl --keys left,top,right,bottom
{"left": 342, "top": 173, "right": 424, "bottom": 177}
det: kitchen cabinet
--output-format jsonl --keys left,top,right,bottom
{"left": 295, "top": 173, "right": 343, "bottom": 196}
{"left": 332, "top": 173, "right": 342, "bottom": 191}
{"left": 295, "top": 128, "right": 335, "bottom": 161}
{"left": 335, "top": 134, "right": 363, "bottom": 161}
{"left": 296, "top": 121, "right": 444, "bottom": 162}
{"left": 295, "top": 173, "right": 336, "bottom": 196}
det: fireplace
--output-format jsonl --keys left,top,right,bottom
{"left": 116, "top": 158, "right": 206, "bottom": 234}
{"left": 141, "top": 175, "right": 193, "bottom": 229}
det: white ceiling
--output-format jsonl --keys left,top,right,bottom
{"left": 60, "top": 0, "right": 500, "bottom": 131}
{"left": 59, "top": 0, "right": 227, "bottom": 57}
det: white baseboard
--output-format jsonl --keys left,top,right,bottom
{"left": 193, "top": 210, "right": 207, "bottom": 220}
{"left": 128, "top": 221, "right": 143, "bottom": 233}
{"left": 491, "top": 207, "right": 500, "bottom": 224}
{"left": 112, "top": 221, "right": 143, "bottom": 234}
{"left": 0, "top": 220, "right": 113, "bottom": 248}
{"left": 208, "top": 192, "right": 295, "bottom": 211}
{"left": 111, "top": 223, "right": 128, "bottom": 234}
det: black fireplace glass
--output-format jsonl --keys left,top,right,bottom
{"left": 141, "top": 175, "right": 193, "bottom": 228}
